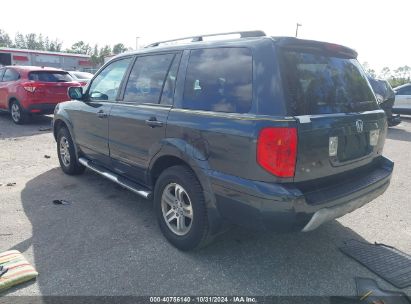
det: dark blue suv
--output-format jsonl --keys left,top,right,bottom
{"left": 53, "top": 31, "right": 393, "bottom": 250}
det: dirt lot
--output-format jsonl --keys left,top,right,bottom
{"left": 1, "top": 112, "right": 410, "bottom": 297}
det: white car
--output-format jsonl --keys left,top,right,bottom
{"left": 393, "top": 83, "right": 411, "bottom": 115}
{"left": 67, "top": 71, "right": 94, "bottom": 86}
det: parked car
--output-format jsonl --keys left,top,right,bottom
{"left": 67, "top": 71, "right": 93, "bottom": 86}
{"left": 392, "top": 83, "right": 411, "bottom": 115}
{"left": 53, "top": 31, "right": 393, "bottom": 250}
{"left": 0, "top": 66, "right": 81, "bottom": 124}
{"left": 367, "top": 76, "right": 401, "bottom": 126}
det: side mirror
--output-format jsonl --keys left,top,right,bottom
{"left": 68, "top": 86, "right": 84, "bottom": 100}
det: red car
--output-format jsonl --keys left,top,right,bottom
{"left": 0, "top": 66, "right": 80, "bottom": 124}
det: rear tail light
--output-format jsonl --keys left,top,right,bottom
{"left": 257, "top": 127, "right": 297, "bottom": 178}
{"left": 24, "top": 86, "right": 36, "bottom": 93}
{"left": 370, "top": 129, "right": 380, "bottom": 146}
{"left": 329, "top": 136, "right": 339, "bottom": 156}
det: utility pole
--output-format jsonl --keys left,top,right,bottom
{"left": 295, "top": 23, "right": 302, "bottom": 38}
{"left": 136, "top": 36, "right": 140, "bottom": 50}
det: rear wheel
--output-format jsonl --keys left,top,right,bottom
{"left": 154, "top": 165, "right": 211, "bottom": 251}
{"left": 57, "top": 127, "right": 85, "bottom": 175}
{"left": 10, "top": 100, "right": 28, "bottom": 124}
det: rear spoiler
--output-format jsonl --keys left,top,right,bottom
{"left": 273, "top": 37, "right": 358, "bottom": 59}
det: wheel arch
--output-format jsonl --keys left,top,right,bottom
{"left": 53, "top": 117, "right": 79, "bottom": 160}
{"left": 8, "top": 96, "right": 19, "bottom": 110}
{"left": 148, "top": 143, "right": 223, "bottom": 235}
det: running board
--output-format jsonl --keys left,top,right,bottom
{"left": 78, "top": 157, "right": 152, "bottom": 199}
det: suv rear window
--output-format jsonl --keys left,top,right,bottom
{"left": 183, "top": 48, "right": 252, "bottom": 113}
{"left": 29, "top": 71, "right": 72, "bottom": 82}
{"left": 280, "top": 50, "right": 378, "bottom": 115}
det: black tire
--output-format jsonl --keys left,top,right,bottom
{"left": 154, "top": 165, "right": 211, "bottom": 251}
{"left": 10, "top": 100, "right": 29, "bottom": 125}
{"left": 57, "top": 127, "right": 85, "bottom": 175}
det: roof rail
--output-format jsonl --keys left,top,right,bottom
{"left": 145, "top": 30, "right": 266, "bottom": 48}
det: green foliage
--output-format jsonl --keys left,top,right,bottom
{"left": 362, "top": 62, "right": 376, "bottom": 78}
{"left": 0, "top": 29, "right": 12, "bottom": 47}
{"left": 113, "top": 43, "right": 127, "bottom": 55}
{"left": 362, "top": 63, "right": 411, "bottom": 88}
{"left": 66, "top": 41, "right": 92, "bottom": 54}
{"left": 0, "top": 28, "right": 130, "bottom": 68}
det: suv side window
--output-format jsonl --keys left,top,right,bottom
{"left": 123, "top": 53, "right": 175, "bottom": 104}
{"left": 0, "top": 69, "right": 4, "bottom": 81}
{"left": 182, "top": 48, "right": 253, "bottom": 113}
{"left": 2, "top": 69, "right": 19, "bottom": 82}
{"left": 160, "top": 55, "right": 180, "bottom": 105}
{"left": 88, "top": 57, "right": 132, "bottom": 102}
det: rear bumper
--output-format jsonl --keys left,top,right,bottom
{"left": 25, "top": 103, "right": 57, "bottom": 115}
{"left": 209, "top": 156, "right": 393, "bottom": 231}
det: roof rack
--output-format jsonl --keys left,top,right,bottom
{"left": 145, "top": 30, "right": 266, "bottom": 48}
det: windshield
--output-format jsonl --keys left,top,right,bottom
{"left": 29, "top": 71, "right": 73, "bottom": 82}
{"left": 280, "top": 50, "right": 378, "bottom": 115}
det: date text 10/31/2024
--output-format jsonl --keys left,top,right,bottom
{"left": 149, "top": 297, "right": 257, "bottom": 303}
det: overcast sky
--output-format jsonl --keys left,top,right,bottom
{"left": 2, "top": 0, "right": 409, "bottom": 73}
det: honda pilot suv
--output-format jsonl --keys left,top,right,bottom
{"left": 53, "top": 31, "right": 393, "bottom": 250}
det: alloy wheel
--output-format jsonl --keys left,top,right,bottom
{"left": 161, "top": 183, "right": 193, "bottom": 236}
{"left": 59, "top": 136, "right": 71, "bottom": 167}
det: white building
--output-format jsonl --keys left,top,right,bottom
{"left": 0, "top": 47, "right": 92, "bottom": 72}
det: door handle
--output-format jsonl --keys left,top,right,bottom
{"left": 97, "top": 110, "right": 108, "bottom": 118}
{"left": 145, "top": 117, "right": 164, "bottom": 128}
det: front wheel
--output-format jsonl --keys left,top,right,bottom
{"left": 154, "top": 166, "right": 211, "bottom": 251}
{"left": 57, "top": 127, "right": 85, "bottom": 175}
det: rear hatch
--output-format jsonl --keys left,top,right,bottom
{"left": 277, "top": 39, "right": 387, "bottom": 182}
{"left": 26, "top": 71, "right": 79, "bottom": 103}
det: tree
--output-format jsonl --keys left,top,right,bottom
{"left": 90, "top": 44, "right": 100, "bottom": 66}
{"left": 112, "top": 43, "right": 127, "bottom": 55}
{"left": 394, "top": 66, "right": 411, "bottom": 80}
{"left": 379, "top": 67, "right": 391, "bottom": 79}
{"left": 362, "top": 62, "right": 376, "bottom": 78}
{"left": 67, "top": 41, "right": 91, "bottom": 54}
{"left": 0, "top": 29, "right": 12, "bottom": 47}
{"left": 14, "top": 33, "right": 26, "bottom": 49}
{"left": 48, "top": 39, "right": 62, "bottom": 52}
{"left": 1, "top": 28, "right": 129, "bottom": 68}
{"left": 25, "top": 33, "right": 38, "bottom": 50}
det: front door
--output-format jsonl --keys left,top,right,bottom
{"left": 109, "top": 53, "right": 180, "bottom": 183}
{"left": 69, "top": 57, "right": 133, "bottom": 166}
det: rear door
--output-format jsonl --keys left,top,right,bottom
{"left": 109, "top": 52, "right": 180, "bottom": 183}
{"left": 68, "top": 57, "right": 133, "bottom": 166}
{"left": 278, "top": 45, "right": 386, "bottom": 182}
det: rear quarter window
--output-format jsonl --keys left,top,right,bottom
{"left": 182, "top": 47, "right": 252, "bottom": 113}
{"left": 280, "top": 50, "right": 378, "bottom": 115}
{"left": 2, "top": 69, "right": 19, "bottom": 82}
{"left": 29, "top": 71, "right": 72, "bottom": 82}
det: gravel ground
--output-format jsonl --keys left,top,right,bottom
{"left": 0, "top": 112, "right": 410, "bottom": 297}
